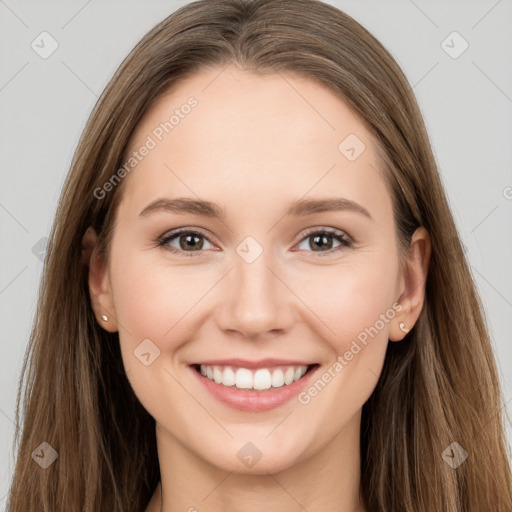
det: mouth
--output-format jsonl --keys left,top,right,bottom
{"left": 189, "top": 361, "right": 320, "bottom": 412}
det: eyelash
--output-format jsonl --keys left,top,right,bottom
{"left": 157, "top": 227, "right": 353, "bottom": 258}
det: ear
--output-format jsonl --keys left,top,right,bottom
{"left": 81, "top": 226, "right": 118, "bottom": 333}
{"left": 389, "top": 226, "right": 431, "bottom": 342}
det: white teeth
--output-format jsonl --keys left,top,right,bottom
{"left": 271, "top": 369, "right": 284, "bottom": 387}
{"left": 253, "top": 369, "right": 272, "bottom": 390}
{"left": 213, "top": 366, "right": 223, "bottom": 384}
{"left": 235, "top": 368, "right": 253, "bottom": 389}
{"left": 284, "top": 367, "right": 295, "bottom": 385}
{"left": 198, "top": 364, "right": 309, "bottom": 391}
{"left": 222, "top": 366, "right": 236, "bottom": 386}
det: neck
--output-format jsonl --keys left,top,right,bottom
{"left": 147, "top": 411, "right": 365, "bottom": 512}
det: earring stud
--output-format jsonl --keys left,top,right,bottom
{"left": 399, "top": 322, "right": 410, "bottom": 334}
{"left": 100, "top": 314, "right": 109, "bottom": 322}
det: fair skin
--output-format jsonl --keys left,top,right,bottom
{"left": 83, "top": 64, "right": 430, "bottom": 512}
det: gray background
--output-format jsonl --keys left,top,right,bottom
{"left": 1, "top": 0, "right": 511, "bottom": 507}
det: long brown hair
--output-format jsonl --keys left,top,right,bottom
{"left": 8, "top": 0, "right": 512, "bottom": 510}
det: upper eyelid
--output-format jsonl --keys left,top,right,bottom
{"left": 161, "top": 227, "right": 216, "bottom": 244}
{"left": 299, "top": 226, "right": 350, "bottom": 239}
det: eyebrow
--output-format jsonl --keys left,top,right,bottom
{"left": 138, "top": 196, "right": 372, "bottom": 220}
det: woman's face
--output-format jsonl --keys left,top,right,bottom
{"left": 91, "top": 64, "right": 415, "bottom": 474}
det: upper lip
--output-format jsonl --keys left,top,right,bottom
{"left": 189, "top": 358, "right": 316, "bottom": 369}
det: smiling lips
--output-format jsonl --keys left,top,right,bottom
{"left": 190, "top": 359, "right": 319, "bottom": 412}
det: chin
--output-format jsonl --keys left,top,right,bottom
{"left": 197, "top": 434, "right": 312, "bottom": 476}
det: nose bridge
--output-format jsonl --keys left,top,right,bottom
{"left": 216, "top": 240, "right": 294, "bottom": 339}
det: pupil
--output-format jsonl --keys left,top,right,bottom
{"left": 182, "top": 234, "right": 202, "bottom": 250}
{"left": 312, "top": 234, "right": 332, "bottom": 251}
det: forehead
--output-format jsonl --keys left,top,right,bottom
{"left": 119, "top": 65, "right": 389, "bottom": 219}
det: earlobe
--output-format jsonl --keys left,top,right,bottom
{"left": 390, "top": 226, "right": 431, "bottom": 342}
{"left": 81, "top": 226, "right": 118, "bottom": 332}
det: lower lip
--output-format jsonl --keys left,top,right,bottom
{"left": 190, "top": 365, "right": 319, "bottom": 412}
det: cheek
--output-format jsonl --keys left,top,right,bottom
{"left": 111, "top": 249, "right": 211, "bottom": 342}
{"left": 108, "top": 251, "right": 214, "bottom": 422}
{"left": 292, "top": 254, "right": 399, "bottom": 410}
{"left": 108, "top": 248, "right": 199, "bottom": 371}
{"left": 293, "top": 253, "right": 400, "bottom": 352}
{"left": 288, "top": 261, "right": 397, "bottom": 425}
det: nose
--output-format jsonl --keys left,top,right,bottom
{"left": 214, "top": 251, "right": 297, "bottom": 341}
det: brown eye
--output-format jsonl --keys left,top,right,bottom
{"left": 309, "top": 233, "right": 335, "bottom": 251}
{"left": 176, "top": 233, "right": 204, "bottom": 251}
{"left": 158, "top": 229, "right": 214, "bottom": 255}
{"left": 296, "top": 228, "right": 352, "bottom": 255}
